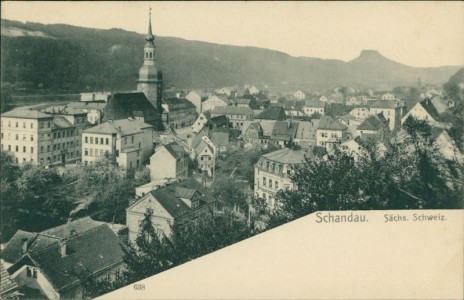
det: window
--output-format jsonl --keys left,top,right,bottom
{"left": 8, "top": 145, "right": 11, "bottom": 151}
{"left": 23, "top": 134, "right": 26, "bottom": 141}
{"left": 40, "top": 122, "right": 44, "bottom": 129}
{"left": 95, "top": 138, "right": 99, "bottom": 144}
{"left": 15, "top": 145, "right": 18, "bottom": 152}
{"left": 100, "top": 138, "right": 103, "bottom": 144}
{"left": 47, "top": 145, "right": 50, "bottom": 152}
{"left": 31, "top": 147, "right": 34, "bottom": 153}
{"left": 269, "top": 179, "right": 272, "bottom": 188}
{"left": 58, "top": 132, "right": 61, "bottom": 138}
{"left": 47, "top": 122, "right": 50, "bottom": 128}
{"left": 15, "top": 134, "right": 18, "bottom": 140}
{"left": 8, "top": 121, "right": 11, "bottom": 127}
{"left": 131, "top": 136, "right": 134, "bottom": 143}
{"left": 100, "top": 149, "right": 104, "bottom": 157}
{"left": 31, "top": 123, "right": 34, "bottom": 129}
{"left": 84, "top": 148, "right": 88, "bottom": 156}
{"left": 275, "top": 181, "right": 279, "bottom": 189}
{"left": 23, "top": 122, "right": 26, "bottom": 128}
{"left": 105, "top": 138, "right": 109, "bottom": 145}
{"left": 90, "top": 149, "right": 93, "bottom": 156}
{"left": 85, "top": 136, "right": 88, "bottom": 143}
{"left": 15, "top": 122, "right": 18, "bottom": 128}
{"left": 40, "top": 146, "right": 44, "bottom": 153}
{"left": 124, "top": 137, "right": 127, "bottom": 144}
{"left": 30, "top": 135, "right": 34, "bottom": 141}
{"left": 90, "top": 137, "right": 93, "bottom": 144}
{"left": 263, "top": 177, "right": 266, "bottom": 186}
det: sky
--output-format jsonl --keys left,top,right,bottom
{"left": 2, "top": 1, "right": 464, "bottom": 68}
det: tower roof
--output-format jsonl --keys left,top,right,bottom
{"left": 145, "top": 7, "right": 155, "bottom": 42}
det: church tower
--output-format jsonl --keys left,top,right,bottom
{"left": 137, "top": 8, "right": 163, "bottom": 112}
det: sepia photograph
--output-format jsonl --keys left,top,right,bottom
{"left": 0, "top": 1, "right": 463, "bottom": 299}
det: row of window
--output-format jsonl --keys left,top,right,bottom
{"left": 320, "top": 132, "right": 339, "bottom": 138}
{"left": 262, "top": 177, "right": 279, "bottom": 189}
{"left": 84, "top": 136, "right": 110, "bottom": 145}
{"left": 84, "top": 148, "right": 109, "bottom": 157}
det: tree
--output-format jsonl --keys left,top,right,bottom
{"left": 0, "top": 150, "right": 21, "bottom": 202}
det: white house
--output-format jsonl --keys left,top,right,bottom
{"left": 149, "top": 141, "right": 188, "bottom": 181}
{"left": 293, "top": 90, "right": 306, "bottom": 100}
{"left": 401, "top": 99, "right": 441, "bottom": 126}
{"left": 316, "top": 116, "right": 348, "bottom": 151}
{"left": 381, "top": 93, "right": 395, "bottom": 100}
{"left": 303, "top": 100, "right": 326, "bottom": 116}
{"left": 201, "top": 94, "right": 230, "bottom": 112}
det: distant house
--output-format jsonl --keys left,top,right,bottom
{"left": 215, "top": 87, "right": 236, "bottom": 98}
{"left": 190, "top": 135, "right": 217, "bottom": 176}
{"left": 103, "top": 92, "right": 163, "bottom": 131}
{"left": 162, "top": 97, "right": 197, "bottom": 129}
{"left": 149, "top": 141, "right": 189, "bottom": 181}
{"left": 185, "top": 90, "right": 209, "bottom": 114}
{"left": 369, "top": 100, "right": 404, "bottom": 131}
{"left": 401, "top": 99, "right": 441, "bottom": 126}
{"left": 270, "top": 121, "right": 299, "bottom": 148}
{"left": 316, "top": 116, "right": 348, "bottom": 151}
{"left": 67, "top": 101, "right": 107, "bottom": 125}
{"left": 345, "top": 96, "right": 366, "bottom": 106}
{"left": 293, "top": 90, "right": 306, "bottom": 100}
{"left": 80, "top": 91, "right": 111, "bottom": 102}
{"left": 82, "top": 119, "right": 154, "bottom": 169}
{"left": 191, "top": 112, "right": 229, "bottom": 133}
{"left": 340, "top": 139, "right": 364, "bottom": 161}
{"left": 254, "top": 148, "right": 311, "bottom": 208}
{"left": 127, "top": 178, "right": 216, "bottom": 240}
{"left": 248, "top": 86, "right": 260, "bottom": 95}
{"left": 202, "top": 94, "right": 231, "bottom": 112}
{"left": 303, "top": 100, "right": 326, "bottom": 116}
{"left": 210, "top": 106, "right": 254, "bottom": 130}
{"left": 2, "top": 218, "right": 125, "bottom": 300}
{"left": 430, "top": 127, "right": 463, "bottom": 163}
{"left": 381, "top": 93, "right": 395, "bottom": 100}
{"left": 349, "top": 107, "right": 371, "bottom": 119}
{"left": 293, "top": 120, "right": 318, "bottom": 148}
{"left": 243, "top": 122, "right": 266, "bottom": 147}
{"left": 254, "top": 106, "right": 287, "bottom": 121}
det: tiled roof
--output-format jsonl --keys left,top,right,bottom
{"left": 162, "top": 141, "right": 187, "bottom": 160}
{"left": 211, "top": 106, "right": 254, "bottom": 116}
{"left": 1, "top": 109, "right": 52, "bottom": 119}
{"left": 419, "top": 99, "right": 440, "bottom": 120}
{"left": 53, "top": 116, "right": 74, "bottom": 129}
{"left": 40, "top": 106, "right": 87, "bottom": 116}
{"left": 0, "top": 261, "right": 18, "bottom": 296}
{"left": 261, "top": 147, "right": 310, "bottom": 164}
{"left": 84, "top": 119, "right": 152, "bottom": 136}
{"left": 304, "top": 100, "right": 325, "bottom": 108}
{"left": 40, "top": 217, "right": 105, "bottom": 238}
{"left": 317, "top": 116, "right": 348, "bottom": 131}
{"left": 210, "top": 115, "right": 229, "bottom": 126}
{"left": 357, "top": 113, "right": 388, "bottom": 131}
{"left": 294, "top": 121, "right": 315, "bottom": 140}
{"left": 25, "top": 224, "right": 125, "bottom": 292}
{"left": 164, "top": 98, "right": 196, "bottom": 109}
{"left": 254, "top": 106, "right": 286, "bottom": 120}
{"left": 0, "top": 230, "right": 58, "bottom": 264}
{"left": 271, "top": 121, "right": 299, "bottom": 141}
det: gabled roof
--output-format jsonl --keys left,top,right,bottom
{"left": 271, "top": 121, "right": 299, "bottom": 142}
{"left": 317, "top": 116, "right": 347, "bottom": 131}
{"left": 24, "top": 224, "right": 125, "bottom": 292}
{"left": 211, "top": 106, "right": 254, "bottom": 116}
{"left": 260, "top": 147, "right": 310, "bottom": 164}
{"left": 210, "top": 115, "right": 229, "bottom": 126}
{"left": 83, "top": 119, "right": 152, "bottom": 136}
{"left": 254, "top": 106, "right": 286, "bottom": 121}
{"left": 163, "top": 97, "right": 196, "bottom": 109}
{"left": 205, "top": 94, "right": 231, "bottom": 105}
{"left": 161, "top": 141, "right": 187, "bottom": 160}
{"left": 40, "top": 217, "right": 105, "bottom": 238}
{"left": 1, "top": 261, "right": 18, "bottom": 296}
{"left": 418, "top": 99, "right": 440, "bottom": 120}
{"left": 1, "top": 109, "right": 52, "bottom": 119}
{"left": 294, "top": 121, "right": 315, "bottom": 140}
{"left": 357, "top": 113, "right": 389, "bottom": 131}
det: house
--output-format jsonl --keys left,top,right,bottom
{"left": 349, "top": 107, "right": 371, "bottom": 119}
{"left": 254, "top": 106, "right": 287, "bottom": 121}
{"left": 243, "top": 122, "right": 266, "bottom": 147}
{"left": 293, "top": 90, "right": 306, "bottom": 100}
{"left": 254, "top": 147, "right": 311, "bottom": 208}
{"left": 340, "top": 139, "right": 364, "bottom": 161}
{"left": 191, "top": 111, "right": 229, "bottom": 133}
{"left": 356, "top": 113, "right": 390, "bottom": 140}
{"left": 316, "top": 116, "right": 348, "bottom": 151}
{"left": 337, "top": 114, "right": 363, "bottom": 138}
{"left": 381, "top": 93, "right": 395, "bottom": 100}
{"left": 192, "top": 136, "right": 216, "bottom": 176}
{"left": 210, "top": 131, "right": 230, "bottom": 153}
{"left": 248, "top": 86, "right": 260, "bottom": 95}
{"left": 293, "top": 120, "right": 318, "bottom": 148}
{"left": 103, "top": 92, "right": 164, "bottom": 131}
{"left": 401, "top": 99, "right": 441, "bottom": 126}
{"left": 329, "top": 92, "right": 344, "bottom": 104}
{"left": 126, "top": 178, "right": 216, "bottom": 240}
{"left": 5, "top": 224, "right": 125, "bottom": 300}
{"left": 215, "top": 87, "right": 236, "bottom": 98}
{"left": 345, "top": 96, "right": 366, "bottom": 106}
{"left": 201, "top": 94, "right": 231, "bottom": 112}
{"left": 430, "top": 96, "right": 452, "bottom": 114}
{"left": 185, "top": 90, "right": 210, "bottom": 114}
{"left": 210, "top": 106, "right": 254, "bottom": 130}
{"left": 82, "top": 119, "right": 154, "bottom": 169}
{"left": 430, "top": 127, "right": 463, "bottom": 163}
{"left": 67, "top": 101, "right": 107, "bottom": 125}
{"left": 149, "top": 141, "right": 189, "bottom": 181}
{"left": 369, "top": 100, "right": 404, "bottom": 131}
{"left": 270, "top": 121, "right": 299, "bottom": 148}
{"left": 1, "top": 109, "right": 87, "bottom": 166}
{"left": 162, "top": 97, "right": 197, "bottom": 129}
{"left": 303, "top": 100, "right": 326, "bottom": 116}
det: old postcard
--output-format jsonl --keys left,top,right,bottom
{"left": 0, "top": 1, "right": 463, "bottom": 299}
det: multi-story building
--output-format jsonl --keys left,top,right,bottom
{"left": 1, "top": 109, "right": 86, "bottom": 165}
{"left": 149, "top": 141, "right": 189, "bottom": 181}
{"left": 316, "top": 116, "right": 348, "bottom": 151}
{"left": 67, "top": 101, "right": 107, "bottom": 125}
{"left": 185, "top": 90, "right": 209, "bottom": 114}
{"left": 369, "top": 100, "right": 404, "bottom": 131}
{"left": 82, "top": 119, "right": 154, "bottom": 169}
{"left": 162, "top": 97, "right": 197, "bottom": 129}
{"left": 303, "top": 100, "right": 326, "bottom": 116}
{"left": 210, "top": 106, "right": 254, "bottom": 130}
{"left": 254, "top": 147, "right": 309, "bottom": 209}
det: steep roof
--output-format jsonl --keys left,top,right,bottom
{"left": 294, "top": 121, "right": 315, "bottom": 140}
{"left": 40, "top": 217, "right": 106, "bottom": 238}
{"left": 25, "top": 224, "right": 125, "bottom": 292}
{"left": 357, "top": 113, "right": 388, "bottom": 131}
{"left": 254, "top": 106, "right": 286, "bottom": 121}
{"left": 1, "top": 109, "right": 52, "bottom": 119}
{"left": 161, "top": 141, "right": 187, "bottom": 160}
{"left": 317, "top": 116, "right": 347, "bottom": 131}
{"left": 271, "top": 121, "right": 299, "bottom": 142}
{"left": 210, "top": 115, "right": 229, "bottom": 126}
{"left": 419, "top": 99, "right": 440, "bottom": 120}
{"left": 261, "top": 147, "right": 309, "bottom": 164}
{"left": 83, "top": 119, "right": 152, "bottom": 136}
{"left": 163, "top": 97, "right": 196, "bottom": 109}
{"left": 211, "top": 106, "right": 254, "bottom": 116}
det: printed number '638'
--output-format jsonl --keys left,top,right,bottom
{"left": 134, "top": 284, "right": 145, "bottom": 291}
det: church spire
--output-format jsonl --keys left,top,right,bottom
{"left": 146, "top": 7, "right": 154, "bottom": 42}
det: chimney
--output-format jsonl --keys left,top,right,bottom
{"left": 59, "top": 239, "right": 67, "bottom": 258}
{"left": 21, "top": 238, "right": 28, "bottom": 255}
